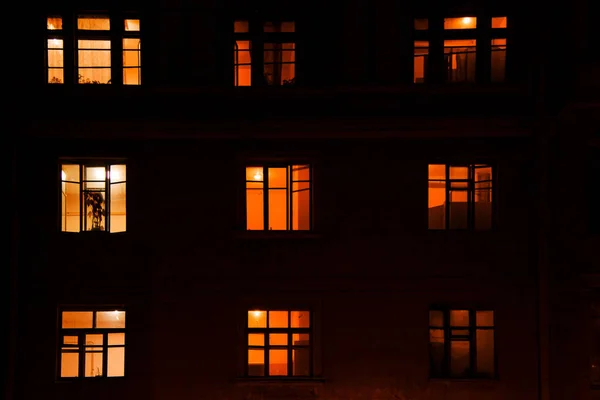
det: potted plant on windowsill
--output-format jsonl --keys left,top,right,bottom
{"left": 85, "top": 191, "right": 106, "bottom": 231}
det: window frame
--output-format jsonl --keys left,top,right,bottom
{"left": 45, "top": 13, "right": 141, "bottom": 85}
{"left": 56, "top": 306, "right": 126, "bottom": 381}
{"left": 233, "top": 19, "right": 297, "bottom": 87}
{"left": 244, "top": 162, "right": 313, "bottom": 232}
{"left": 59, "top": 159, "right": 127, "bottom": 233}
{"left": 427, "top": 163, "right": 495, "bottom": 231}
{"left": 429, "top": 308, "right": 497, "bottom": 380}
{"left": 412, "top": 16, "right": 508, "bottom": 84}
{"left": 245, "top": 309, "right": 314, "bottom": 378}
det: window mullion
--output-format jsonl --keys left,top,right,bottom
{"left": 287, "top": 166, "right": 291, "bottom": 230}
{"left": 445, "top": 165, "right": 450, "bottom": 230}
{"left": 264, "top": 167, "right": 269, "bottom": 230}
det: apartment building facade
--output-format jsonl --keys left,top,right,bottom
{"left": 6, "top": 0, "right": 599, "bottom": 399}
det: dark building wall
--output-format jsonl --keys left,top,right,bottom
{"left": 12, "top": 136, "right": 542, "bottom": 400}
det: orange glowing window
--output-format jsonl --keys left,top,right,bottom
{"left": 429, "top": 309, "right": 495, "bottom": 379}
{"left": 414, "top": 41, "right": 429, "bottom": 83}
{"left": 245, "top": 164, "right": 311, "bottom": 231}
{"left": 444, "top": 39, "right": 476, "bottom": 82}
{"left": 444, "top": 17, "right": 476, "bottom": 30}
{"left": 59, "top": 309, "right": 126, "bottom": 379}
{"left": 247, "top": 310, "right": 311, "bottom": 377}
{"left": 428, "top": 164, "right": 493, "bottom": 230}
{"left": 264, "top": 43, "right": 295, "bottom": 86}
{"left": 48, "top": 14, "right": 141, "bottom": 85}
{"left": 61, "top": 162, "right": 126, "bottom": 233}
{"left": 491, "top": 17, "right": 507, "bottom": 28}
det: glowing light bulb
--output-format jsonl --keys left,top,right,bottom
{"left": 253, "top": 171, "right": 262, "bottom": 181}
{"left": 61, "top": 170, "right": 66, "bottom": 180}
{"left": 113, "top": 310, "right": 120, "bottom": 320}
{"left": 462, "top": 17, "right": 472, "bottom": 25}
{"left": 252, "top": 310, "right": 262, "bottom": 319}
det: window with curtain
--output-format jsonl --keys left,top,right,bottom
{"left": 46, "top": 14, "right": 141, "bottom": 85}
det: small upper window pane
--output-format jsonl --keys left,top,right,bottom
{"left": 492, "top": 17, "right": 507, "bottom": 28}
{"left": 264, "top": 22, "right": 295, "bottom": 32}
{"left": 444, "top": 17, "right": 476, "bottom": 29}
{"left": 414, "top": 19, "right": 428, "bottom": 30}
{"left": 124, "top": 19, "right": 140, "bottom": 31}
{"left": 235, "top": 20, "right": 249, "bottom": 33}
{"left": 78, "top": 17, "right": 110, "bottom": 30}
{"left": 62, "top": 311, "right": 93, "bottom": 328}
{"left": 48, "top": 17, "right": 62, "bottom": 30}
{"left": 96, "top": 311, "right": 126, "bottom": 328}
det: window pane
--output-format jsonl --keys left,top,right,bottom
{"left": 248, "top": 333, "right": 264, "bottom": 346}
{"left": 246, "top": 167, "right": 264, "bottom": 230}
{"left": 293, "top": 333, "right": 310, "bottom": 345}
{"left": 248, "top": 349, "right": 265, "bottom": 376}
{"left": 96, "top": 311, "right": 125, "bottom": 328}
{"left": 476, "top": 311, "right": 494, "bottom": 327}
{"left": 492, "top": 17, "right": 507, "bottom": 28}
{"left": 85, "top": 334, "right": 103, "bottom": 345}
{"left": 450, "top": 340, "right": 470, "bottom": 377}
{"left": 107, "top": 347, "right": 125, "bottom": 376}
{"left": 429, "top": 328, "right": 445, "bottom": 376}
{"left": 476, "top": 329, "right": 495, "bottom": 376}
{"left": 264, "top": 22, "right": 295, "bottom": 32}
{"left": 491, "top": 38, "right": 506, "bottom": 82}
{"left": 234, "top": 20, "right": 248, "bottom": 32}
{"left": 64, "top": 336, "right": 78, "bottom": 345}
{"left": 108, "top": 333, "right": 125, "bottom": 345}
{"left": 414, "top": 19, "right": 428, "bottom": 30}
{"left": 110, "top": 182, "right": 126, "bottom": 233}
{"left": 448, "top": 192, "right": 468, "bottom": 229}
{"left": 85, "top": 351, "right": 103, "bottom": 377}
{"left": 78, "top": 40, "right": 111, "bottom": 84}
{"left": 78, "top": 17, "right": 110, "bottom": 30}
{"left": 124, "top": 19, "right": 140, "bottom": 31}
{"left": 62, "top": 181, "right": 80, "bottom": 232}
{"left": 62, "top": 311, "right": 93, "bottom": 328}
{"left": 444, "top": 40, "right": 476, "bottom": 82}
{"left": 269, "top": 311, "right": 289, "bottom": 328}
{"left": 450, "top": 310, "right": 469, "bottom": 327}
{"left": 291, "top": 311, "right": 310, "bottom": 328}
{"left": 264, "top": 43, "right": 295, "bottom": 85}
{"left": 61, "top": 352, "right": 79, "bottom": 377}
{"left": 268, "top": 168, "right": 287, "bottom": 188}
{"left": 292, "top": 184, "right": 310, "bottom": 230}
{"left": 269, "top": 349, "right": 288, "bottom": 375}
{"left": 248, "top": 310, "right": 267, "bottom": 328}
{"left": 293, "top": 347, "right": 310, "bottom": 376}
{"left": 269, "top": 334, "right": 288, "bottom": 345}
{"left": 48, "top": 17, "right": 62, "bottom": 30}
{"left": 444, "top": 17, "right": 476, "bottom": 29}
{"left": 414, "top": 41, "right": 429, "bottom": 83}
{"left": 234, "top": 40, "right": 251, "bottom": 86}
{"left": 429, "top": 310, "right": 444, "bottom": 327}
{"left": 268, "top": 189, "right": 287, "bottom": 230}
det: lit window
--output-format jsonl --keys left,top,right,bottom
{"left": 491, "top": 17, "right": 507, "bottom": 82}
{"left": 414, "top": 41, "right": 429, "bottom": 83}
{"left": 46, "top": 14, "right": 141, "bottom": 85}
{"left": 58, "top": 309, "right": 126, "bottom": 379}
{"left": 444, "top": 39, "right": 476, "bottom": 83}
{"left": 233, "top": 21, "right": 296, "bottom": 86}
{"left": 46, "top": 17, "right": 64, "bottom": 84}
{"left": 428, "top": 164, "right": 493, "bottom": 230}
{"left": 444, "top": 17, "right": 477, "bottom": 29}
{"left": 429, "top": 309, "right": 495, "bottom": 378}
{"left": 60, "top": 162, "right": 127, "bottom": 233}
{"left": 245, "top": 164, "right": 311, "bottom": 231}
{"left": 247, "top": 310, "right": 312, "bottom": 377}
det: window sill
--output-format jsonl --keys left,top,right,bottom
{"left": 234, "top": 377, "right": 326, "bottom": 386}
{"left": 236, "top": 231, "right": 322, "bottom": 240}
